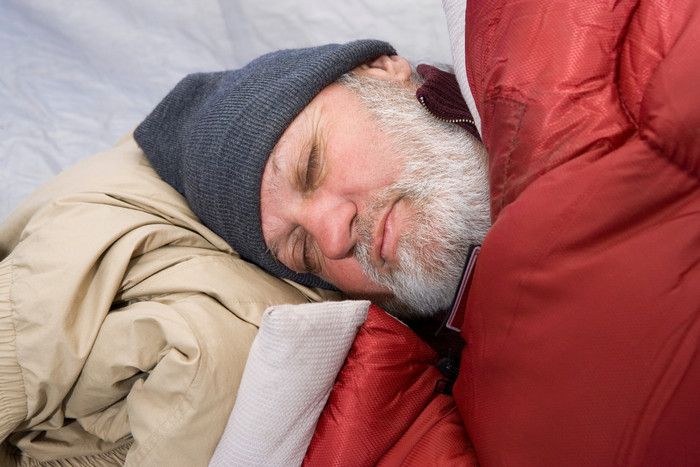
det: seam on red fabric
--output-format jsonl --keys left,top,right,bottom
{"left": 484, "top": 95, "right": 526, "bottom": 214}
{"left": 501, "top": 99, "right": 525, "bottom": 212}
{"left": 616, "top": 1, "right": 642, "bottom": 133}
{"left": 641, "top": 136, "right": 700, "bottom": 183}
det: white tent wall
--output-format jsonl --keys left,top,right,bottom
{"left": 0, "top": 0, "right": 453, "bottom": 222}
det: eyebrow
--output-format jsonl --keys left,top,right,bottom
{"left": 294, "top": 137, "right": 317, "bottom": 191}
{"left": 306, "top": 144, "right": 319, "bottom": 186}
{"left": 303, "top": 126, "right": 327, "bottom": 192}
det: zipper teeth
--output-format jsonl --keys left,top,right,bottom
{"left": 419, "top": 96, "right": 475, "bottom": 127}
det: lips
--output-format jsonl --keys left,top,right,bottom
{"left": 381, "top": 205, "right": 397, "bottom": 261}
{"left": 371, "top": 199, "right": 403, "bottom": 270}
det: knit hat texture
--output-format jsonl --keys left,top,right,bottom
{"left": 134, "top": 39, "right": 396, "bottom": 289}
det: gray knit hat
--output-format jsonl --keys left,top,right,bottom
{"left": 134, "top": 39, "right": 396, "bottom": 289}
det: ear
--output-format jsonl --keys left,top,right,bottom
{"left": 352, "top": 55, "right": 412, "bottom": 82}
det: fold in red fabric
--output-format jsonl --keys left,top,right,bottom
{"left": 457, "top": 0, "right": 700, "bottom": 465}
{"left": 304, "top": 305, "right": 476, "bottom": 466}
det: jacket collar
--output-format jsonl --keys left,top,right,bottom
{"left": 415, "top": 64, "right": 481, "bottom": 141}
{"left": 438, "top": 244, "right": 480, "bottom": 334}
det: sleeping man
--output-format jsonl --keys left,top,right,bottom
{"left": 2, "top": 0, "right": 699, "bottom": 462}
{"left": 0, "top": 39, "right": 489, "bottom": 465}
{"left": 136, "top": 41, "right": 491, "bottom": 321}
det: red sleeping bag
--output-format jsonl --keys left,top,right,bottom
{"left": 306, "top": 0, "right": 699, "bottom": 464}
{"left": 304, "top": 305, "right": 477, "bottom": 466}
{"left": 457, "top": 0, "right": 700, "bottom": 465}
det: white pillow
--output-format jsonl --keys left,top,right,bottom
{"left": 209, "top": 300, "right": 369, "bottom": 467}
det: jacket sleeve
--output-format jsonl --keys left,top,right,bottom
{"left": 7, "top": 288, "right": 259, "bottom": 467}
{"left": 1, "top": 136, "right": 321, "bottom": 466}
{"left": 74, "top": 292, "right": 259, "bottom": 466}
{"left": 3, "top": 210, "right": 306, "bottom": 466}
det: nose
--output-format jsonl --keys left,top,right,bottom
{"left": 302, "top": 193, "right": 357, "bottom": 260}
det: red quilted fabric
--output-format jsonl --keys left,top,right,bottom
{"left": 456, "top": 0, "right": 700, "bottom": 465}
{"left": 304, "top": 305, "right": 476, "bottom": 466}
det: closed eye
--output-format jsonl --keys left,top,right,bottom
{"left": 302, "top": 232, "right": 321, "bottom": 274}
{"left": 290, "top": 226, "right": 321, "bottom": 274}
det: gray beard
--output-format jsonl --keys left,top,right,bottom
{"left": 338, "top": 70, "right": 490, "bottom": 320}
{"left": 353, "top": 141, "right": 489, "bottom": 319}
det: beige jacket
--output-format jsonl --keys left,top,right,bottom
{"left": 0, "top": 133, "right": 340, "bottom": 466}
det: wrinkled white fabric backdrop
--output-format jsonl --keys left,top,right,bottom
{"left": 0, "top": 0, "right": 453, "bottom": 223}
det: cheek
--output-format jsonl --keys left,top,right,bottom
{"left": 327, "top": 132, "right": 401, "bottom": 193}
{"left": 320, "top": 258, "right": 391, "bottom": 298}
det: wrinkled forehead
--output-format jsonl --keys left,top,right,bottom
{"left": 264, "top": 88, "right": 327, "bottom": 176}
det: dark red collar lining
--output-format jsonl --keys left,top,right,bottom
{"left": 415, "top": 64, "right": 481, "bottom": 141}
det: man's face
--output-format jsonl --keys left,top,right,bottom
{"left": 260, "top": 80, "right": 403, "bottom": 305}
{"left": 260, "top": 62, "right": 490, "bottom": 318}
